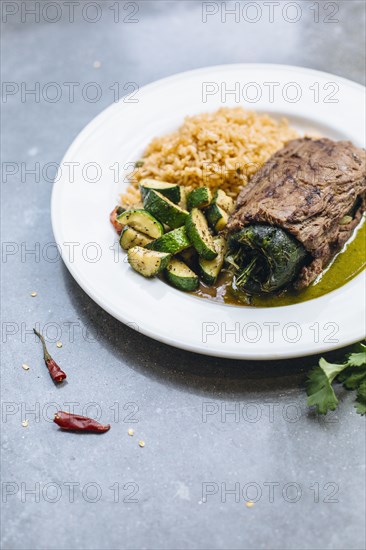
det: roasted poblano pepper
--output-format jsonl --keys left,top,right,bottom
{"left": 225, "top": 224, "right": 308, "bottom": 294}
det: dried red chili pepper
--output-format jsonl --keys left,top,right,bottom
{"left": 54, "top": 411, "right": 110, "bottom": 433}
{"left": 33, "top": 328, "right": 67, "bottom": 383}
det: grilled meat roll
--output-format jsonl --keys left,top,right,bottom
{"left": 226, "top": 137, "right": 366, "bottom": 293}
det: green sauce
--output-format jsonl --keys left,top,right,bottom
{"left": 194, "top": 217, "right": 366, "bottom": 307}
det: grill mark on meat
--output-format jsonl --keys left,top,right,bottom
{"left": 227, "top": 137, "right": 366, "bottom": 288}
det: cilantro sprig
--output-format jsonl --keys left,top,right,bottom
{"left": 306, "top": 343, "right": 366, "bottom": 415}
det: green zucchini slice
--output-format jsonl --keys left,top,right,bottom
{"left": 185, "top": 208, "right": 218, "bottom": 260}
{"left": 205, "top": 204, "right": 229, "bottom": 232}
{"left": 120, "top": 226, "right": 153, "bottom": 250}
{"left": 139, "top": 179, "right": 181, "bottom": 204}
{"left": 178, "top": 188, "right": 189, "bottom": 211}
{"left": 146, "top": 226, "right": 191, "bottom": 255}
{"left": 165, "top": 259, "right": 199, "bottom": 292}
{"left": 117, "top": 209, "right": 164, "bottom": 239}
{"left": 127, "top": 246, "right": 171, "bottom": 278}
{"left": 199, "top": 236, "right": 227, "bottom": 285}
{"left": 214, "top": 189, "right": 235, "bottom": 214}
{"left": 144, "top": 190, "right": 189, "bottom": 229}
{"left": 187, "top": 187, "right": 212, "bottom": 210}
{"left": 179, "top": 247, "right": 198, "bottom": 268}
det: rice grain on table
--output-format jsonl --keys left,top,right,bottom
{"left": 120, "top": 107, "right": 298, "bottom": 208}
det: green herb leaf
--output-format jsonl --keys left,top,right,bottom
{"left": 306, "top": 358, "right": 348, "bottom": 415}
{"left": 306, "top": 343, "right": 366, "bottom": 415}
{"left": 306, "top": 367, "right": 338, "bottom": 414}
{"left": 355, "top": 381, "right": 366, "bottom": 415}
{"left": 347, "top": 343, "right": 366, "bottom": 367}
{"left": 339, "top": 367, "right": 366, "bottom": 390}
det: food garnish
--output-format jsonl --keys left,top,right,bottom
{"left": 54, "top": 411, "right": 110, "bottom": 433}
{"left": 33, "top": 328, "right": 67, "bottom": 383}
{"left": 306, "top": 343, "right": 366, "bottom": 415}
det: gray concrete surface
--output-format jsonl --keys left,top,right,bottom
{"left": 1, "top": 1, "right": 365, "bottom": 549}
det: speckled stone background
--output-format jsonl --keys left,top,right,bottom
{"left": 1, "top": 1, "right": 365, "bottom": 549}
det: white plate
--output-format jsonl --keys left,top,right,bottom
{"left": 51, "top": 64, "right": 366, "bottom": 360}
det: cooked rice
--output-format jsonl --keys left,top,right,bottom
{"left": 120, "top": 107, "right": 298, "bottom": 207}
